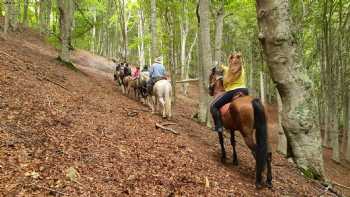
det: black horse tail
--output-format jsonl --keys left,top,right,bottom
{"left": 252, "top": 98, "right": 268, "bottom": 182}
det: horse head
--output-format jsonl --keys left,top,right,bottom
{"left": 208, "top": 66, "right": 224, "bottom": 96}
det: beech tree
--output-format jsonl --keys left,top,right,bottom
{"left": 256, "top": 0, "right": 324, "bottom": 177}
{"left": 57, "top": 0, "right": 74, "bottom": 62}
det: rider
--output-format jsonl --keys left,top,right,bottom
{"left": 123, "top": 62, "right": 132, "bottom": 77}
{"left": 210, "top": 53, "right": 249, "bottom": 132}
{"left": 132, "top": 66, "right": 141, "bottom": 80}
{"left": 147, "top": 56, "right": 166, "bottom": 94}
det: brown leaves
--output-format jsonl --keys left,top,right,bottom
{"left": 0, "top": 29, "right": 342, "bottom": 197}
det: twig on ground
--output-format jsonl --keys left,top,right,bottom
{"left": 127, "top": 111, "right": 138, "bottom": 117}
{"left": 123, "top": 107, "right": 150, "bottom": 113}
{"left": 36, "top": 76, "right": 70, "bottom": 92}
{"left": 32, "top": 184, "right": 69, "bottom": 196}
{"left": 155, "top": 123, "right": 179, "bottom": 135}
{"left": 161, "top": 122, "right": 176, "bottom": 126}
{"left": 332, "top": 181, "right": 350, "bottom": 190}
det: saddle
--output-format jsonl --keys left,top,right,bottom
{"left": 220, "top": 91, "right": 247, "bottom": 115}
{"left": 146, "top": 76, "right": 167, "bottom": 96}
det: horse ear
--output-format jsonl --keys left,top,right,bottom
{"left": 211, "top": 66, "right": 216, "bottom": 73}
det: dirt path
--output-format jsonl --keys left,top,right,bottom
{"left": 0, "top": 30, "right": 339, "bottom": 196}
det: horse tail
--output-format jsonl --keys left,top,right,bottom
{"left": 252, "top": 98, "right": 267, "bottom": 178}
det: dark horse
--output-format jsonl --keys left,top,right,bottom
{"left": 208, "top": 59, "right": 272, "bottom": 189}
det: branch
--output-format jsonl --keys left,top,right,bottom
{"left": 176, "top": 79, "right": 199, "bottom": 83}
{"left": 37, "top": 77, "right": 70, "bottom": 92}
{"left": 161, "top": 122, "right": 176, "bottom": 126}
{"left": 331, "top": 181, "right": 350, "bottom": 191}
{"left": 155, "top": 123, "right": 179, "bottom": 135}
{"left": 224, "top": 13, "right": 233, "bottom": 19}
{"left": 31, "top": 184, "right": 68, "bottom": 196}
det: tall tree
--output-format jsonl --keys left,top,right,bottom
{"left": 180, "top": 0, "right": 189, "bottom": 95}
{"left": 256, "top": 0, "right": 324, "bottom": 177}
{"left": 57, "top": 0, "right": 74, "bottom": 62}
{"left": 150, "top": 0, "right": 158, "bottom": 60}
{"left": 213, "top": 1, "right": 224, "bottom": 65}
{"left": 137, "top": 6, "right": 145, "bottom": 69}
{"left": 197, "top": 0, "right": 212, "bottom": 123}
{"left": 117, "top": 0, "right": 129, "bottom": 61}
{"left": 3, "top": 0, "right": 18, "bottom": 34}
{"left": 39, "top": 0, "right": 52, "bottom": 35}
{"left": 23, "top": 0, "right": 29, "bottom": 26}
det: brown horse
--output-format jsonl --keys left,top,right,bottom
{"left": 125, "top": 77, "right": 141, "bottom": 99}
{"left": 208, "top": 64, "right": 272, "bottom": 189}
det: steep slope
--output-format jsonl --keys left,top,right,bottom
{"left": 0, "top": 30, "right": 335, "bottom": 196}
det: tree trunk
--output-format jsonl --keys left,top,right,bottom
{"left": 256, "top": 0, "right": 324, "bottom": 178}
{"left": 57, "top": 0, "right": 74, "bottom": 62}
{"left": 183, "top": 34, "right": 197, "bottom": 96}
{"left": 180, "top": 1, "right": 189, "bottom": 95}
{"left": 276, "top": 90, "right": 287, "bottom": 155}
{"left": 138, "top": 8, "right": 145, "bottom": 69}
{"left": 213, "top": 3, "right": 224, "bottom": 65}
{"left": 4, "top": 0, "right": 17, "bottom": 33}
{"left": 165, "top": 6, "right": 176, "bottom": 104}
{"left": 198, "top": 0, "right": 212, "bottom": 123}
{"left": 4, "top": 0, "right": 10, "bottom": 34}
{"left": 259, "top": 71, "right": 266, "bottom": 104}
{"left": 10, "top": 0, "right": 18, "bottom": 30}
{"left": 39, "top": 0, "right": 51, "bottom": 36}
{"left": 347, "top": 96, "right": 350, "bottom": 162}
{"left": 150, "top": 0, "right": 158, "bottom": 60}
{"left": 91, "top": 6, "right": 96, "bottom": 53}
{"left": 23, "top": 0, "right": 29, "bottom": 26}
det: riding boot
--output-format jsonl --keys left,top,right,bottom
{"left": 211, "top": 107, "right": 224, "bottom": 132}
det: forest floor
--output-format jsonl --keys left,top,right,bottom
{"left": 0, "top": 28, "right": 349, "bottom": 196}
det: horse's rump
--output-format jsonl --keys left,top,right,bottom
{"left": 220, "top": 95, "right": 254, "bottom": 131}
{"left": 153, "top": 79, "right": 172, "bottom": 97}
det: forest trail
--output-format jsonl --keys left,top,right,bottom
{"left": 0, "top": 30, "right": 341, "bottom": 196}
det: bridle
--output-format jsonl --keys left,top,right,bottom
{"left": 209, "top": 71, "right": 224, "bottom": 96}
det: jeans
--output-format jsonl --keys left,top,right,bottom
{"left": 210, "top": 88, "right": 249, "bottom": 132}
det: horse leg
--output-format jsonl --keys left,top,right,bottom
{"left": 218, "top": 132, "right": 226, "bottom": 163}
{"left": 159, "top": 97, "right": 166, "bottom": 119}
{"left": 242, "top": 134, "right": 262, "bottom": 189}
{"left": 242, "top": 135, "right": 256, "bottom": 158}
{"left": 266, "top": 152, "right": 273, "bottom": 188}
{"left": 230, "top": 130, "right": 238, "bottom": 166}
{"left": 151, "top": 96, "right": 157, "bottom": 114}
{"left": 121, "top": 85, "right": 125, "bottom": 94}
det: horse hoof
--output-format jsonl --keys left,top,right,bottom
{"left": 266, "top": 181, "right": 273, "bottom": 189}
{"left": 255, "top": 183, "right": 264, "bottom": 190}
{"left": 221, "top": 157, "right": 226, "bottom": 163}
{"left": 233, "top": 160, "right": 239, "bottom": 166}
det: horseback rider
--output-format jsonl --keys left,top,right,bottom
{"left": 123, "top": 62, "right": 132, "bottom": 77}
{"left": 132, "top": 66, "right": 141, "bottom": 80}
{"left": 210, "top": 52, "right": 249, "bottom": 132}
{"left": 147, "top": 56, "right": 166, "bottom": 95}
{"left": 112, "top": 59, "right": 119, "bottom": 81}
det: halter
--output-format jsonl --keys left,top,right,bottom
{"left": 209, "top": 74, "right": 223, "bottom": 89}
{"left": 209, "top": 73, "right": 224, "bottom": 96}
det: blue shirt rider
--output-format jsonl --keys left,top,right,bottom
{"left": 147, "top": 57, "right": 166, "bottom": 94}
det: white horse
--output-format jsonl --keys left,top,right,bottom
{"left": 151, "top": 79, "right": 172, "bottom": 119}
{"left": 139, "top": 72, "right": 172, "bottom": 119}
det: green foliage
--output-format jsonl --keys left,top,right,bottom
{"left": 299, "top": 166, "right": 323, "bottom": 181}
